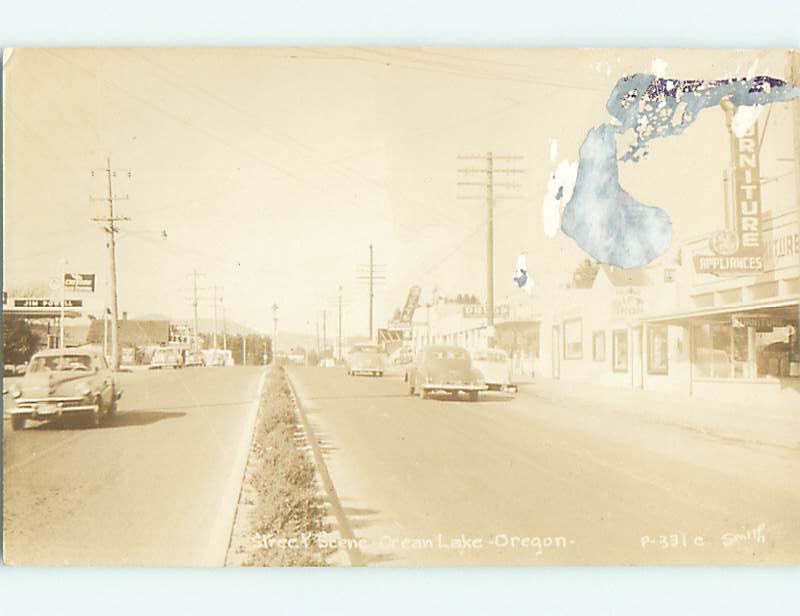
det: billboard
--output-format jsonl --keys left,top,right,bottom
{"left": 398, "top": 286, "right": 421, "bottom": 323}
{"left": 64, "top": 273, "right": 96, "bottom": 292}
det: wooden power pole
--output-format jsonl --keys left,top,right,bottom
{"left": 91, "top": 158, "right": 130, "bottom": 371}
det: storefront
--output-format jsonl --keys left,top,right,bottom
{"left": 642, "top": 208, "right": 799, "bottom": 404}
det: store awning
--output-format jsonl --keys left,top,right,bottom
{"left": 642, "top": 298, "right": 799, "bottom": 324}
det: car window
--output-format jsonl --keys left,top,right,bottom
{"left": 28, "top": 354, "right": 92, "bottom": 373}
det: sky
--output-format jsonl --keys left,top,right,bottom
{"left": 3, "top": 48, "right": 797, "bottom": 336}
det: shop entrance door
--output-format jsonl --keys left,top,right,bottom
{"left": 552, "top": 325, "right": 560, "bottom": 379}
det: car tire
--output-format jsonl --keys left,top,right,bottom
{"left": 468, "top": 391, "right": 479, "bottom": 402}
{"left": 408, "top": 383, "right": 415, "bottom": 395}
{"left": 377, "top": 371, "right": 383, "bottom": 377}
{"left": 108, "top": 389, "right": 118, "bottom": 416}
{"left": 11, "top": 415, "right": 25, "bottom": 431}
{"left": 421, "top": 388, "right": 430, "bottom": 400}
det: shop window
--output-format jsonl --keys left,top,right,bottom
{"left": 563, "top": 319, "right": 583, "bottom": 359}
{"left": 592, "top": 331, "right": 606, "bottom": 362}
{"left": 612, "top": 329, "right": 628, "bottom": 372}
{"left": 693, "top": 322, "right": 732, "bottom": 378}
{"left": 647, "top": 326, "right": 668, "bottom": 375}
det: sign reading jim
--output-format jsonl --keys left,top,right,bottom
{"left": 694, "top": 120, "right": 763, "bottom": 275}
{"left": 64, "top": 273, "right": 96, "bottom": 292}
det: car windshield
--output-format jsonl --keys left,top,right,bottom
{"left": 428, "top": 349, "right": 468, "bottom": 360}
{"left": 28, "top": 354, "right": 93, "bottom": 373}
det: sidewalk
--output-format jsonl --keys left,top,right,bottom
{"left": 514, "top": 376, "right": 800, "bottom": 450}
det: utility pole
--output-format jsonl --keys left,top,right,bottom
{"left": 189, "top": 270, "right": 205, "bottom": 350}
{"left": 322, "top": 309, "right": 327, "bottom": 354}
{"left": 457, "top": 152, "right": 524, "bottom": 348}
{"left": 59, "top": 257, "right": 66, "bottom": 350}
{"left": 91, "top": 158, "right": 131, "bottom": 371}
{"left": 272, "top": 303, "right": 279, "bottom": 360}
{"left": 337, "top": 286, "right": 343, "bottom": 361}
{"left": 356, "top": 244, "right": 386, "bottom": 341}
{"left": 221, "top": 299, "right": 227, "bottom": 351}
{"left": 210, "top": 286, "right": 223, "bottom": 350}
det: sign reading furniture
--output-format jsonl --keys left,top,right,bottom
{"left": 694, "top": 121, "right": 764, "bottom": 275}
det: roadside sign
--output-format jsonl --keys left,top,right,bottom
{"left": 13, "top": 298, "right": 83, "bottom": 308}
{"left": 64, "top": 273, "right": 96, "bottom": 292}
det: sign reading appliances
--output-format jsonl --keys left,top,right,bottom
{"left": 694, "top": 121, "right": 764, "bottom": 275}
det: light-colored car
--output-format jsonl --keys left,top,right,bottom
{"left": 405, "top": 345, "right": 487, "bottom": 401}
{"left": 471, "top": 348, "right": 514, "bottom": 392}
{"left": 184, "top": 350, "right": 205, "bottom": 367}
{"left": 149, "top": 347, "right": 183, "bottom": 369}
{"left": 345, "top": 344, "right": 385, "bottom": 376}
{"left": 3, "top": 348, "right": 122, "bottom": 431}
{"left": 387, "top": 346, "right": 414, "bottom": 366}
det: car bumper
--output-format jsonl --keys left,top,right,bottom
{"left": 5, "top": 402, "right": 99, "bottom": 418}
{"left": 422, "top": 383, "right": 487, "bottom": 392}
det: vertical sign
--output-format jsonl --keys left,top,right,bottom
{"left": 694, "top": 120, "right": 764, "bottom": 274}
{"left": 732, "top": 122, "right": 763, "bottom": 264}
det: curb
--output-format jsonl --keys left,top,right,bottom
{"left": 285, "top": 368, "right": 366, "bottom": 567}
{"left": 217, "top": 367, "right": 268, "bottom": 566}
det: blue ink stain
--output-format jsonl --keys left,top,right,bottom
{"left": 513, "top": 269, "right": 528, "bottom": 289}
{"left": 561, "top": 73, "right": 800, "bottom": 268}
{"left": 555, "top": 185, "right": 564, "bottom": 201}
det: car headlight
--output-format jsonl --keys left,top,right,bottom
{"left": 9, "top": 384, "right": 22, "bottom": 399}
{"left": 79, "top": 383, "right": 92, "bottom": 397}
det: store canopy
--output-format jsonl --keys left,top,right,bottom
{"left": 643, "top": 299, "right": 799, "bottom": 324}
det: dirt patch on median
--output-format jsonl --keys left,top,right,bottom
{"left": 227, "top": 367, "right": 332, "bottom": 566}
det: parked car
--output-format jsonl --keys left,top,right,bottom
{"left": 387, "top": 345, "right": 414, "bottom": 366}
{"left": 405, "top": 345, "right": 486, "bottom": 401}
{"left": 345, "top": 344, "right": 385, "bottom": 376}
{"left": 3, "top": 348, "right": 122, "bottom": 431}
{"left": 184, "top": 350, "right": 205, "bottom": 367}
{"left": 471, "top": 348, "right": 515, "bottom": 392}
{"left": 149, "top": 347, "right": 183, "bottom": 370}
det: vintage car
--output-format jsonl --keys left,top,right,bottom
{"left": 387, "top": 345, "right": 414, "bottom": 366}
{"left": 405, "top": 345, "right": 487, "bottom": 401}
{"left": 149, "top": 347, "right": 183, "bottom": 369}
{"left": 471, "top": 348, "right": 515, "bottom": 391}
{"left": 3, "top": 348, "right": 122, "bottom": 431}
{"left": 345, "top": 344, "right": 385, "bottom": 376}
{"left": 184, "top": 350, "right": 205, "bottom": 367}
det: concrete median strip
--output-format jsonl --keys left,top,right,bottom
{"left": 225, "top": 366, "right": 351, "bottom": 566}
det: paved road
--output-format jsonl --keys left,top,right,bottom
{"left": 288, "top": 366, "right": 800, "bottom": 566}
{"left": 3, "top": 366, "right": 265, "bottom": 566}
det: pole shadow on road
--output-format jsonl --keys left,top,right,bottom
{"left": 338, "top": 504, "right": 401, "bottom": 566}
